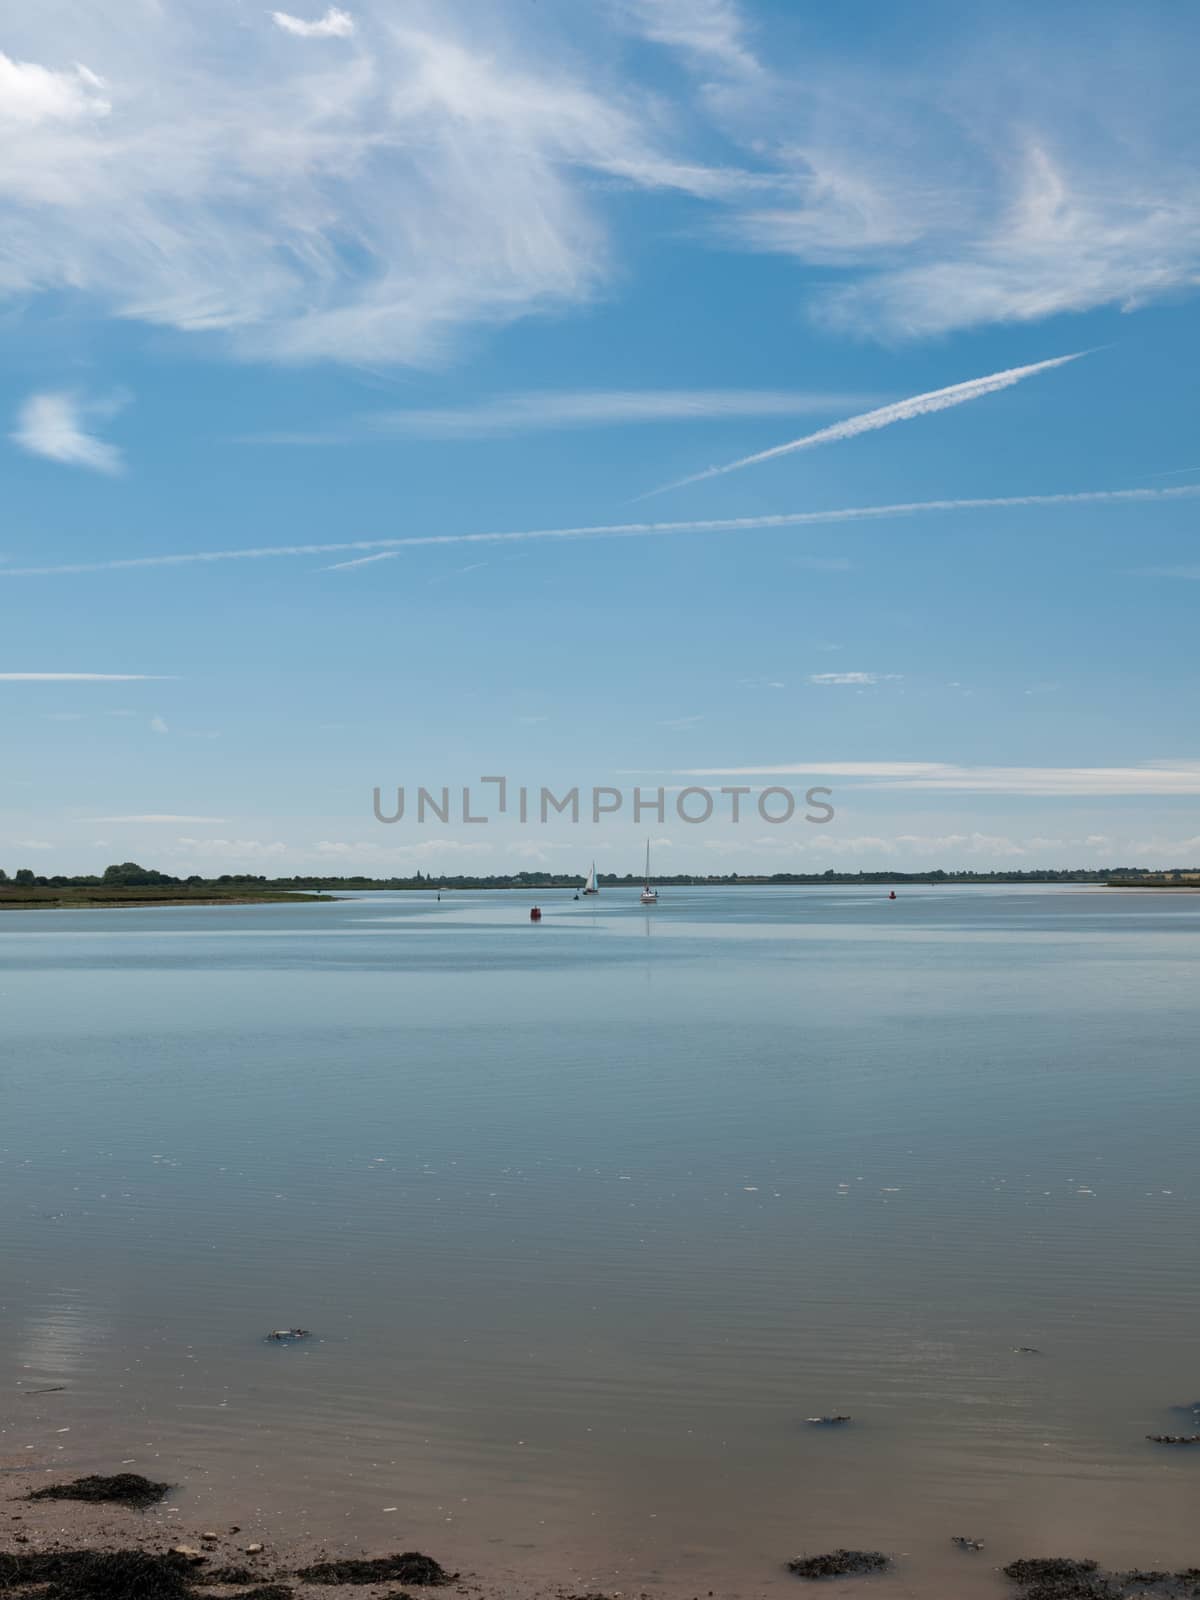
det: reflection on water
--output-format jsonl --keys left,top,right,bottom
{"left": 1, "top": 887, "right": 1198, "bottom": 1594}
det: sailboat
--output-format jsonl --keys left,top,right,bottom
{"left": 640, "top": 839, "right": 658, "bottom": 905}
{"left": 581, "top": 861, "right": 599, "bottom": 896}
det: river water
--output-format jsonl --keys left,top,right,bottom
{"left": 1, "top": 886, "right": 1197, "bottom": 1595}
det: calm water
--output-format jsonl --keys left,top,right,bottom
{"left": 1, "top": 886, "right": 1198, "bottom": 1595}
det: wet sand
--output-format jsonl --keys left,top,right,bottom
{"left": 5, "top": 1453, "right": 1199, "bottom": 1600}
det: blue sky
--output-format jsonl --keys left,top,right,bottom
{"left": 2, "top": 0, "right": 1199, "bottom": 875}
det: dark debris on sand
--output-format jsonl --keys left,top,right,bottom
{"left": 295, "top": 1555, "right": 454, "bottom": 1587}
{"left": 0, "top": 1549, "right": 195, "bottom": 1600}
{"left": 787, "top": 1551, "right": 890, "bottom": 1580}
{"left": 26, "top": 1478, "right": 172, "bottom": 1511}
{"left": 1004, "top": 1558, "right": 1119, "bottom": 1600}
{"left": 197, "top": 1570, "right": 258, "bottom": 1586}
{"left": 234, "top": 1588, "right": 294, "bottom": 1600}
{"left": 1004, "top": 1556, "right": 1200, "bottom": 1600}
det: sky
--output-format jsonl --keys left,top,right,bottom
{"left": 2, "top": 0, "right": 1199, "bottom": 876}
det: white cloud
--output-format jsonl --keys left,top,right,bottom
{"left": 0, "top": 6, "right": 1198, "bottom": 356}
{"left": 4, "top": 484, "right": 1196, "bottom": 579}
{"left": 694, "top": 828, "right": 1196, "bottom": 864}
{"left": 658, "top": 713, "right": 704, "bottom": 728}
{"left": 817, "top": 143, "right": 1200, "bottom": 338}
{"left": 620, "top": 0, "right": 761, "bottom": 79}
{"left": 0, "top": 672, "right": 167, "bottom": 680}
{"left": 150, "top": 715, "right": 169, "bottom": 734}
{"left": 253, "top": 388, "right": 876, "bottom": 443}
{"left": 271, "top": 8, "right": 355, "bottom": 39}
{"left": 0, "top": 51, "right": 109, "bottom": 125}
{"left": 11, "top": 391, "right": 124, "bottom": 474}
{"left": 1135, "top": 565, "right": 1200, "bottom": 580}
{"left": 13, "top": 838, "right": 54, "bottom": 850}
{"left": 170, "top": 837, "right": 289, "bottom": 861}
{"left": 313, "top": 838, "right": 490, "bottom": 861}
{"left": 1127, "top": 836, "right": 1200, "bottom": 858}
{"left": 694, "top": 12, "right": 1200, "bottom": 337}
{"left": 89, "top": 814, "right": 229, "bottom": 823}
{"left": 807, "top": 672, "right": 900, "bottom": 687}
{"left": 675, "top": 759, "right": 1200, "bottom": 797}
{"left": 0, "top": 2, "right": 754, "bottom": 366}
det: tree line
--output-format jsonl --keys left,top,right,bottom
{"left": 2, "top": 860, "right": 1196, "bottom": 890}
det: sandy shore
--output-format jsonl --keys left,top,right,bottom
{"left": 0, "top": 1461, "right": 675, "bottom": 1600}
{"left": 0, "top": 1455, "right": 986, "bottom": 1600}
{"left": 7, "top": 1457, "right": 1200, "bottom": 1600}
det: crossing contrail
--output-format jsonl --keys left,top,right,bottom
{"left": 1, "top": 481, "right": 1193, "bottom": 578}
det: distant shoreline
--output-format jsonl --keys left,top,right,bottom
{"left": 3, "top": 878, "right": 1199, "bottom": 910}
{"left": 0, "top": 889, "right": 334, "bottom": 911}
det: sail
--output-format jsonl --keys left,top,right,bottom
{"left": 584, "top": 861, "right": 598, "bottom": 892}
{"left": 644, "top": 839, "right": 651, "bottom": 884}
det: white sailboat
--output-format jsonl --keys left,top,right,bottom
{"left": 581, "top": 861, "right": 599, "bottom": 895}
{"left": 640, "top": 839, "right": 658, "bottom": 904}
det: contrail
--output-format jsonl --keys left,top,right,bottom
{"left": 637, "top": 352, "right": 1087, "bottom": 498}
{"left": 0, "top": 671, "right": 171, "bottom": 680}
{"left": 322, "top": 552, "right": 402, "bottom": 571}
{"left": 1, "top": 483, "right": 1195, "bottom": 578}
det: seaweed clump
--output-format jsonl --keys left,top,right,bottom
{"left": 296, "top": 1555, "right": 454, "bottom": 1587}
{"left": 27, "top": 1477, "right": 171, "bottom": 1511}
{"left": 1003, "top": 1557, "right": 1119, "bottom": 1600}
{"left": 1004, "top": 1559, "right": 1200, "bottom": 1599}
{"left": 787, "top": 1551, "right": 890, "bottom": 1580}
{"left": 0, "top": 1549, "right": 195, "bottom": 1600}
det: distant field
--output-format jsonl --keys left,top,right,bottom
{"left": 0, "top": 885, "right": 334, "bottom": 909}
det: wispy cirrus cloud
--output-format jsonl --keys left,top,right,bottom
{"left": 618, "top": 0, "right": 762, "bottom": 79}
{"left": 0, "top": 4, "right": 1197, "bottom": 363}
{"left": 3, "top": 483, "right": 1193, "bottom": 579}
{"left": 673, "top": 759, "right": 1200, "bottom": 797}
{"left": 0, "top": 3, "right": 762, "bottom": 366}
{"left": 681, "top": 8, "right": 1200, "bottom": 338}
{"left": 641, "top": 353, "right": 1084, "bottom": 496}
{"left": 250, "top": 388, "right": 876, "bottom": 444}
{"left": 11, "top": 391, "right": 125, "bottom": 474}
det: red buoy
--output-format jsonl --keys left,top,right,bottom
{"left": 888, "top": 890, "right": 896, "bottom": 899}
{"left": 530, "top": 906, "right": 542, "bottom": 922}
